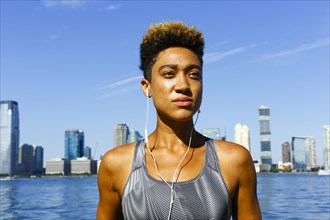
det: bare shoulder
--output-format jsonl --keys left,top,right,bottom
{"left": 101, "top": 142, "right": 137, "bottom": 170}
{"left": 213, "top": 140, "right": 254, "bottom": 179}
{"left": 213, "top": 140, "right": 252, "bottom": 163}
{"left": 98, "top": 142, "right": 137, "bottom": 193}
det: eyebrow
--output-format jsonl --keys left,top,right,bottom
{"left": 158, "top": 64, "right": 201, "bottom": 72}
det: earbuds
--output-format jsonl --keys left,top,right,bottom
{"left": 146, "top": 87, "right": 151, "bottom": 98}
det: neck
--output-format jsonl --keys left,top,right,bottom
{"left": 148, "top": 117, "right": 203, "bottom": 151}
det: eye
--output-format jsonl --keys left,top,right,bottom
{"left": 162, "top": 71, "right": 175, "bottom": 78}
{"left": 188, "top": 71, "right": 201, "bottom": 79}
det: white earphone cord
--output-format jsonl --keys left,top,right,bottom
{"left": 144, "top": 89, "right": 200, "bottom": 220}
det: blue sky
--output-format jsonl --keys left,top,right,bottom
{"left": 1, "top": 0, "right": 329, "bottom": 166}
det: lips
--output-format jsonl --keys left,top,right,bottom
{"left": 172, "top": 97, "right": 193, "bottom": 107}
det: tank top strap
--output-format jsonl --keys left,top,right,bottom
{"left": 205, "top": 139, "right": 221, "bottom": 174}
{"left": 131, "top": 140, "right": 145, "bottom": 172}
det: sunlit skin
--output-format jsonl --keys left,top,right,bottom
{"left": 97, "top": 47, "right": 261, "bottom": 220}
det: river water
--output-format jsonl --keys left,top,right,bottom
{"left": 0, "top": 174, "right": 329, "bottom": 219}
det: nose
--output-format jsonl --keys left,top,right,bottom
{"left": 175, "top": 73, "right": 190, "bottom": 94}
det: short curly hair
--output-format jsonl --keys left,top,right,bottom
{"left": 140, "top": 21, "right": 205, "bottom": 81}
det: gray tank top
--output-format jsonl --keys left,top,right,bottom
{"left": 122, "top": 139, "right": 231, "bottom": 220}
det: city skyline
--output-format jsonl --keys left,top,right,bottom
{"left": 1, "top": 1, "right": 329, "bottom": 165}
{"left": 6, "top": 112, "right": 330, "bottom": 172}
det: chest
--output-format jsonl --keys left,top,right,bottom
{"left": 144, "top": 147, "right": 206, "bottom": 182}
{"left": 122, "top": 161, "right": 231, "bottom": 220}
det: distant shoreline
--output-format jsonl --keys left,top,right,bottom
{"left": 0, "top": 174, "right": 97, "bottom": 180}
{"left": 1, "top": 172, "right": 325, "bottom": 181}
{"left": 257, "top": 172, "right": 319, "bottom": 175}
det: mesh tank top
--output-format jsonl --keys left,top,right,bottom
{"left": 122, "top": 139, "right": 231, "bottom": 220}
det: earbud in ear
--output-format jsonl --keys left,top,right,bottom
{"left": 146, "top": 88, "right": 151, "bottom": 98}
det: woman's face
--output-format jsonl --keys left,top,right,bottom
{"left": 148, "top": 47, "right": 203, "bottom": 123}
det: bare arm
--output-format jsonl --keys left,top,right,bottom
{"left": 96, "top": 151, "right": 124, "bottom": 220}
{"left": 232, "top": 148, "right": 262, "bottom": 220}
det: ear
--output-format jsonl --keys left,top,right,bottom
{"left": 141, "top": 79, "right": 151, "bottom": 98}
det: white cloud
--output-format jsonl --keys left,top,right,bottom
{"left": 204, "top": 47, "right": 246, "bottom": 64}
{"left": 99, "top": 75, "right": 142, "bottom": 90}
{"left": 41, "top": 0, "right": 87, "bottom": 8}
{"left": 105, "top": 4, "right": 120, "bottom": 11}
{"left": 258, "top": 37, "right": 329, "bottom": 61}
{"left": 98, "top": 75, "right": 142, "bottom": 99}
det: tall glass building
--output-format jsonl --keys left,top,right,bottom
{"left": 113, "top": 123, "right": 129, "bottom": 147}
{"left": 84, "top": 146, "right": 92, "bottom": 159}
{"left": 292, "top": 137, "right": 308, "bottom": 171}
{"left": 64, "top": 129, "right": 84, "bottom": 160}
{"left": 20, "top": 143, "right": 34, "bottom": 174}
{"left": 292, "top": 136, "right": 317, "bottom": 171}
{"left": 258, "top": 105, "right": 272, "bottom": 165}
{"left": 34, "top": 146, "right": 44, "bottom": 174}
{"left": 0, "top": 101, "right": 19, "bottom": 176}
{"left": 323, "top": 125, "right": 330, "bottom": 169}
{"left": 128, "top": 129, "right": 143, "bottom": 143}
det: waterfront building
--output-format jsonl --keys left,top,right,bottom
{"left": 64, "top": 129, "right": 84, "bottom": 160}
{"left": 113, "top": 123, "right": 129, "bottom": 147}
{"left": 19, "top": 144, "right": 34, "bottom": 175}
{"left": 278, "top": 161, "right": 292, "bottom": 172}
{"left": 306, "top": 137, "right": 317, "bottom": 169}
{"left": 45, "top": 157, "right": 70, "bottom": 175}
{"left": 234, "top": 123, "right": 251, "bottom": 152}
{"left": 71, "top": 157, "right": 97, "bottom": 174}
{"left": 84, "top": 146, "right": 92, "bottom": 159}
{"left": 258, "top": 105, "right": 272, "bottom": 166}
{"left": 323, "top": 125, "right": 330, "bottom": 169}
{"left": 128, "top": 129, "right": 143, "bottom": 143}
{"left": 282, "top": 141, "right": 291, "bottom": 163}
{"left": 292, "top": 136, "right": 316, "bottom": 171}
{"left": 0, "top": 100, "right": 19, "bottom": 176}
{"left": 34, "top": 146, "right": 44, "bottom": 174}
{"left": 292, "top": 137, "right": 307, "bottom": 171}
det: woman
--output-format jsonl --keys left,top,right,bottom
{"left": 97, "top": 21, "right": 261, "bottom": 220}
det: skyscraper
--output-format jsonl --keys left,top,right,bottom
{"left": 292, "top": 137, "right": 308, "bottom": 172}
{"left": 0, "top": 101, "right": 19, "bottom": 176}
{"left": 113, "top": 123, "right": 129, "bottom": 147}
{"left": 128, "top": 129, "right": 144, "bottom": 143}
{"left": 19, "top": 144, "right": 34, "bottom": 174}
{"left": 34, "top": 146, "right": 44, "bottom": 174}
{"left": 84, "top": 146, "right": 92, "bottom": 159}
{"left": 282, "top": 141, "right": 291, "bottom": 163}
{"left": 234, "top": 123, "right": 251, "bottom": 151}
{"left": 306, "top": 136, "right": 317, "bottom": 169}
{"left": 64, "top": 129, "right": 84, "bottom": 160}
{"left": 258, "top": 105, "right": 272, "bottom": 165}
{"left": 291, "top": 136, "right": 316, "bottom": 171}
{"left": 323, "top": 125, "right": 330, "bottom": 169}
